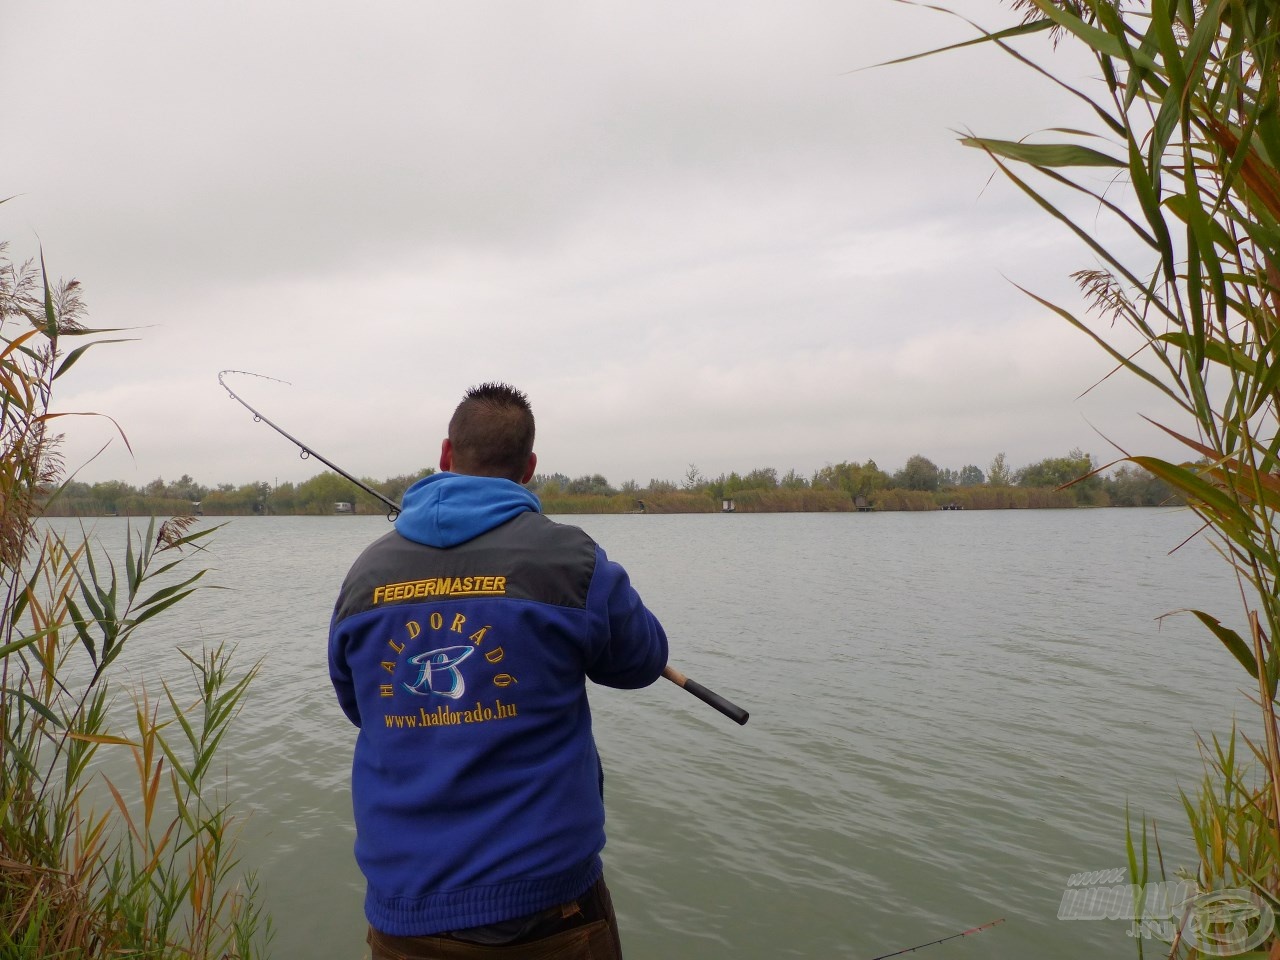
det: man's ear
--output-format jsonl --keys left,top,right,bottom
{"left": 520, "top": 452, "right": 537, "bottom": 485}
{"left": 440, "top": 438, "right": 454, "bottom": 472}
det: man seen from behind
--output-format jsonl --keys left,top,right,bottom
{"left": 329, "top": 382, "right": 669, "bottom": 960}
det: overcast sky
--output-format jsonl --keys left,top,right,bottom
{"left": 3, "top": 2, "right": 1182, "bottom": 489}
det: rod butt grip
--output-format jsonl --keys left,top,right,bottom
{"left": 683, "top": 677, "right": 750, "bottom": 725}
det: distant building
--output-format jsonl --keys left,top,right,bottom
{"left": 334, "top": 502, "right": 354, "bottom": 514}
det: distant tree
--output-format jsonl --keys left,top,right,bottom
{"left": 620, "top": 479, "right": 640, "bottom": 494}
{"left": 90, "top": 480, "right": 136, "bottom": 512}
{"left": 61, "top": 480, "right": 92, "bottom": 499}
{"left": 742, "top": 467, "right": 778, "bottom": 489}
{"left": 379, "top": 468, "right": 435, "bottom": 504}
{"left": 936, "top": 467, "right": 959, "bottom": 489}
{"left": 201, "top": 480, "right": 274, "bottom": 515}
{"left": 779, "top": 468, "right": 809, "bottom": 489}
{"left": 1016, "top": 449, "right": 1102, "bottom": 505}
{"left": 567, "top": 474, "right": 615, "bottom": 496}
{"left": 988, "top": 452, "right": 1012, "bottom": 487}
{"left": 270, "top": 480, "right": 298, "bottom": 514}
{"left": 811, "top": 466, "right": 834, "bottom": 489}
{"left": 293, "top": 472, "right": 357, "bottom": 513}
{"left": 812, "top": 460, "right": 890, "bottom": 498}
{"left": 958, "top": 464, "right": 985, "bottom": 486}
{"left": 1102, "top": 464, "right": 1179, "bottom": 506}
{"left": 894, "top": 455, "right": 941, "bottom": 492}
{"left": 166, "top": 473, "right": 204, "bottom": 501}
{"left": 683, "top": 464, "right": 705, "bottom": 490}
{"left": 646, "top": 478, "right": 678, "bottom": 494}
{"left": 530, "top": 473, "right": 571, "bottom": 496}
{"left": 707, "top": 472, "right": 736, "bottom": 499}
{"left": 1016, "top": 449, "right": 1094, "bottom": 489}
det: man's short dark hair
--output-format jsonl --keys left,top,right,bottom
{"left": 448, "top": 383, "right": 536, "bottom": 481}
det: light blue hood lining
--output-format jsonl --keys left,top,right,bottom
{"left": 394, "top": 472, "right": 541, "bottom": 548}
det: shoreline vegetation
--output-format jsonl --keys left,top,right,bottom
{"left": 1, "top": 233, "right": 269, "bottom": 955}
{"left": 910, "top": 0, "right": 1280, "bottom": 953}
{"left": 43, "top": 451, "right": 1183, "bottom": 517}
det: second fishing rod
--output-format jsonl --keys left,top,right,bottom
{"left": 219, "top": 370, "right": 750, "bottom": 726}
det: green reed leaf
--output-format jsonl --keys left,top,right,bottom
{"left": 1256, "top": 332, "right": 1280, "bottom": 404}
{"left": 52, "top": 339, "right": 135, "bottom": 381}
{"left": 1131, "top": 456, "right": 1249, "bottom": 523}
{"left": 76, "top": 576, "right": 106, "bottom": 628}
{"left": 8, "top": 689, "right": 64, "bottom": 729}
{"left": 959, "top": 137, "right": 1124, "bottom": 168}
{"left": 0, "top": 631, "right": 45, "bottom": 659}
{"left": 1164, "top": 193, "right": 1238, "bottom": 251}
{"left": 38, "top": 250, "right": 56, "bottom": 339}
{"left": 869, "top": 12, "right": 1052, "bottom": 69}
{"left": 65, "top": 596, "right": 97, "bottom": 666}
{"left": 136, "top": 573, "right": 205, "bottom": 615}
{"left": 128, "top": 591, "right": 197, "bottom": 630}
{"left": 1027, "top": 0, "right": 1159, "bottom": 69}
{"left": 1157, "top": 332, "right": 1257, "bottom": 377}
{"left": 156, "top": 734, "right": 199, "bottom": 797}
{"left": 1017, "top": 285, "right": 1180, "bottom": 401}
{"left": 125, "top": 534, "right": 137, "bottom": 594}
{"left": 1191, "top": 610, "right": 1259, "bottom": 679}
{"left": 1147, "top": 2, "right": 1185, "bottom": 169}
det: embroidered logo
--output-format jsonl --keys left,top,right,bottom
{"left": 404, "top": 645, "right": 474, "bottom": 699}
{"left": 378, "top": 611, "right": 522, "bottom": 728}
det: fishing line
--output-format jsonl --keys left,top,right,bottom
{"left": 867, "top": 917, "right": 1005, "bottom": 960}
{"left": 218, "top": 370, "right": 751, "bottom": 726}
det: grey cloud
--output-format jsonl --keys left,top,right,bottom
{"left": 3, "top": 1, "right": 1167, "bottom": 488}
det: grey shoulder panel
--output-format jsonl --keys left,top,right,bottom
{"left": 334, "top": 513, "right": 597, "bottom": 622}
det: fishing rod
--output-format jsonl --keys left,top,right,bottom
{"left": 867, "top": 918, "right": 1005, "bottom": 960}
{"left": 219, "top": 370, "right": 401, "bottom": 518}
{"left": 218, "top": 370, "right": 751, "bottom": 726}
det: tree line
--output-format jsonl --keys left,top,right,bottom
{"left": 41, "top": 448, "right": 1180, "bottom": 517}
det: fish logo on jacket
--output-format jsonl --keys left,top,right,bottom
{"left": 404, "top": 645, "right": 475, "bottom": 699}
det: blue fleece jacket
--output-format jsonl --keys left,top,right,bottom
{"left": 329, "top": 472, "right": 668, "bottom": 936}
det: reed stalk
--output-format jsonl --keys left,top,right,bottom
{"left": 0, "top": 220, "right": 269, "bottom": 957}
{"left": 900, "top": 0, "right": 1280, "bottom": 954}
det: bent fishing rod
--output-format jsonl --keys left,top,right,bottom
{"left": 219, "top": 370, "right": 750, "bottom": 726}
{"left": 218, "top": 370, "right": 401, "bottom": 518}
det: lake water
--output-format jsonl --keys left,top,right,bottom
{"left": 84, "top": 509, "right": 1254, "bottom": 959}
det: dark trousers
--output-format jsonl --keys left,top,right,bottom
{"left": 367, "top": 876, "right": 623, "bottom": 960}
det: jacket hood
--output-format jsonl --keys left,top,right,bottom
{"left": 394, "top": 472, "right": 541, "bottom": 548}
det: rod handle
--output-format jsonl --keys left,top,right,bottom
{"left": 663, "top": 665, "right": 749, "bottom": 725}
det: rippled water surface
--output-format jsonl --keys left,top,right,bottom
{"left": 90, "top": 509, "right": 1251, "bottom": 958}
